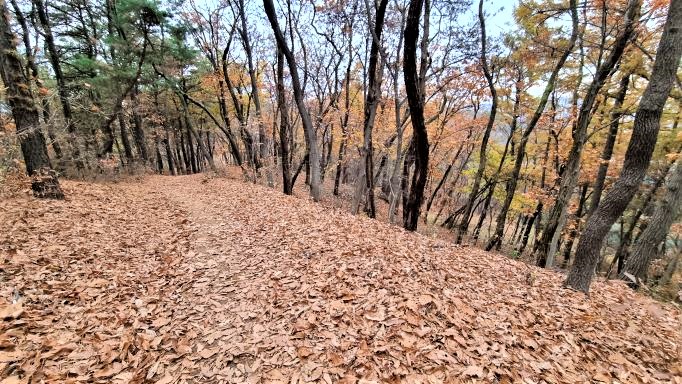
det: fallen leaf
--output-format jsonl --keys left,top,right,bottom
{"left": 0, "top": 303, "right": 23, "bottom": 320}
{"left": 462, "top": 365, "right": 484, "bottom": 378}
{"left": 199, "top": 348, "right": 218, "bottom": 359}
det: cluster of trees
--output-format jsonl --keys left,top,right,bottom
{"left": 0, "top": 0, "right": 680, "bottom": 294}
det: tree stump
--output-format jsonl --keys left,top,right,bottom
{"left": 31, "top": 169, "right": 64, "bottom": 199}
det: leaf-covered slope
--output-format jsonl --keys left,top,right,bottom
{"left": 0, "top": 175, "right": 679, "bottom": 383}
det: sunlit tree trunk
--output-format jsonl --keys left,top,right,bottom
{"left": 118, "top": 113, "right": 134, "bottom": 162}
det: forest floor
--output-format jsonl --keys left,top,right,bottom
{"left": 1, "top": 174, "right": 681, "bottom": 384}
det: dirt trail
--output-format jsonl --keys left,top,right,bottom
{"left": 1, "top": 175, "right": 680, "bottom": 383}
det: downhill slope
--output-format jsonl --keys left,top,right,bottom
{"left": 0, "top": 174, "right": 680, "bottom": 384}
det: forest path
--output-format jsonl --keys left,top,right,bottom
{"left": 1, "top": 174, "right": 680, "bottom": 383}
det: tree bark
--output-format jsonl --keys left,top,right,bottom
{"left": 588, "top": 73, "right": 631, "bottom": 215}
{"left": 566, "top": 0, "right": 682, "bottom": 293}
{"left": 276, "top": 49, "right": 293, "bottom": 195}
{"left": 164, "top": 127, "right": 176, "bottom": 176}
{"left": 609, "top": 161, "right": 673, "bottom": 276}
{"left": 425, "top": 148, "right": 461, "bottom": 219}
{"left": 154, "top": 132, "right": 164, "bottom": 174}
{"left": 118, "top": 113, "right": 134, "bottom": 162}
{"left": 179, "top": 94, "right": 216, "bottom": 172}
{"left": 560, "top": 183, "right": 589, "bottom": 267}
{"left": 387, "top": 20, "right": 406, "bottom": 223}
{"left": 402, "top": 0, "right": 429, "bottom": 231}
{"left": 223, "top": 60, "right": 259, "bottom": 169}
{"left": 0, "top": 0, "right": 63, "bottom": 198}
{"left": 620, "top": 156, "right": 682, "bottom": 284}
{"left": 10, "top": 0, "right": 62, "bottom": 159}
{"left": 131, "top": 85, "right": 149, "bottom": 162}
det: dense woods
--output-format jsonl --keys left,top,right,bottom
{"left": 1, "top": 0, "right": 681, "bottom": 296}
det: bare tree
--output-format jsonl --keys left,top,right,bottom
{"left": 352, "top": 0, "right": 388, "bottom": 218}
{"left": 263, "top": 0, "right": 322, "bottom": 201}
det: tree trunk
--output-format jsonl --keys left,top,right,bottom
{"left": 333, "top": 39, "right": 353, "bottom": 197}
{"left": 179, "top": 94, "right": 216, "bottom": 172}
{"left": 263, "top": 0, "right": 321, "bottom": 201}
{"left": 566, "top": 0, "right": 681, "bottom": 293}
{"left": 131, "top": 85, "right": 149, "bottom": 162}
{"left": 118, "top": 113, "right": 134, "bottom": 162}
{"left": 178, "top": 118, "right": 190, "bottom": 172}
{"left": 588, "top": 73, "right": 631, "bottom": 215}
{"left": 333, "top": 136, "right": 347, "bottom": 195}
{"left": 519, "top": 202, "right": 542, "bottom": 255}
{"left": 537, "top": 0, "right": 641, "bottom": 268}
{"left": 658, "top": 248, "right": 679, "bottom": 287}
{"left": 164, "top": 128, "right": 176, "bottom": 176}
{"left": 276, "top": 49, "right": 293, "bottom": 195}
{"left": 511, "top": 213, "right": 525, "bottom": 245}
{"left": 402, "top": 0, "right": 429, "bottom": 231}
{"left": 620, "top": 156, "right": 682, "bottom": 284}
{"left": 0, "top": 0, "right": 63, "bottom": 198}
{"left": 185, "top": 122, "right": 197, "bottom": 174}
{"left": 33, "top": 0, "right": 81, "bottom": 165}
{"left": 154, "top": 132, "right": 164, "bottom": 174}
{"left": 473, "top": 186, "right": 494, "bottom": 242}
{"left": 456, "top": 0, "right": 497, "bottom": 242}
{"left": 237, "top": 0, "right": 271, "bottom": 184}
{"left": 357, "top": 0, "right": 389, "bottom": 218}
{"left": 560, "top": 183, "right": 589, "bottom": 267}
{"left": 425, "top": 143, "right": 463, "bottom": 221}
{"left": 173, "top": 129, "right": 185, "bottom": 174}
{"left": 10, "top": 0, "right": 62, "bottom": 159}
{"left": 610, "top": 162, "right": 672, "bottom": 276}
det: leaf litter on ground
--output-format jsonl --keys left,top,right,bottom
{"left": 0, "top": 175, "right": 679, "bottom": 383}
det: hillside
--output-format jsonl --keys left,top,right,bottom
{"left": 0, "top": 175, "right": 680, "bottom": 383}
